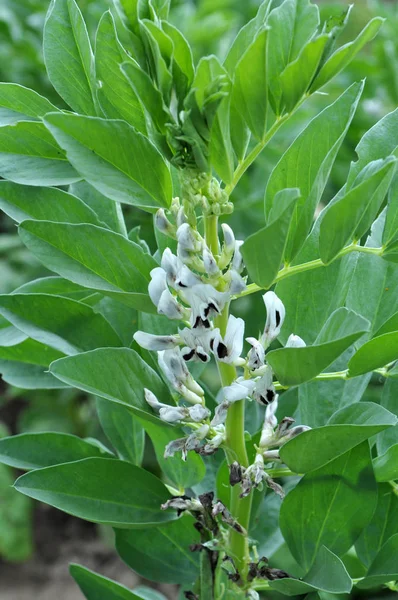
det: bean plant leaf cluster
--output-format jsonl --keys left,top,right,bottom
{"left": 0, "top": 0, "right": 398, "bottom": 598}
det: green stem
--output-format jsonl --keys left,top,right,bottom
{"left": 217, "top": 308, "right": 252, "bottom": 581}
{"left": 273, "top": 366, "right": 390, "bottom": 391}
{"left": 235, "top": 244, "right": 384, "bottom": 299}
{"left": 225, "top": 98, "right": 308, "bottom": 196}
{"left": 204, "top": 214, "right": 252, "bottom": 585}
{"left": 205, "top": 214, "right": 220, "bottom": 256}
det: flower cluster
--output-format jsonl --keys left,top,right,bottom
{"left": 134, "top": 200, "right": 309, "bottom": 493}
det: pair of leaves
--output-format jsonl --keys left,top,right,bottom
{"left": 264, "top": 81, "right": 363, "bottom": 263}
{"left": 0, "top": 82, "right": 58, "bottom": 126}
{"left": 280, "top": 442, "right": 377, "bottom": 571}
{"left": 14, "top": 458, "right": 174, "bottom": 528}
{"left": 0, "top": 432, "right": 113, "bottom": 470}
{"left": 347, "top": 309, "right": 398, "bottom": 376}
{"left": 280, "top": 402, "right": 397, "bottom": 473}
{"left": 319, "top": 157, "right": 397, "bottom": 264}
{"left": 0, "top": 293, "right": 122, "bottom": 355}
{"left": 242, "top": 188, "right": 300, "bottom": 288}
{"left": 267, "top": 307, "right": 369, "bottom": 386}
{"left": 269, "top": 546, "right": 351, "bottom": 596}
{"left": 49, "top": 348, "right": 205, "bottom": 489}
{"left": 115, "top": 515, "right": 200, "bottom": 584}
{"left": 18, "top": 222, "right": 157, "bottom": 311}
{"left": 71, "top": 564, "right": 168, "bottom": 600}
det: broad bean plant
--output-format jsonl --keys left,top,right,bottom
{"left": 1, "top": 0, "right": 398, "bottom": 598}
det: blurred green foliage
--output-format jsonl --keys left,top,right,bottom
{"left": 0, "top": 0, "right": 397, "bottom": 575}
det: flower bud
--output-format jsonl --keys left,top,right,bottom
{"left": 253, "top": 367, "right": 276, "bottom": 406}
{"left": 134, "top": 331, "right": 179, "bottom": 351}
{"left": 285, "top": 333, "right": 306, "bottom": 348}
{"left": 144, "top": 388, "right": 163, "bottom": 411}
{"left": 176, "top": 223, "right": 201, "bottom": 252}
{"left": 211, "top": 400, "right": 230, "bottom": 426}
{"left": 221, "top": 223, "right": 235, "bottom": 253}
{"left": 262, "top": 291, "right": 286, "bottom": 345}
{"left": 159, "top": 406, "right": 189, "bottom": 423}
{"left": 278, "top": 425, "right": 311, "bottom": 445}
{"left": 246, "top": 337, "right": 265, "bottom": 370}
{"left": 232, "top": 240, "right": 244, "bottom": 273}
{"left": 265, "top": 395, "right": 279, "bottom": 427}
{"left": 212, "top": 315, "right": 244, "bottom": 364}
{"left": 203, "top": 247, "right": 220, "bottom": 275}
{"left": 157, "top": 288, "right": 188, "bottom": 320}
{"left": 176, "top": 206, "right": 187, "bottom": 228}
{"left": 148, "top": 267, "right": 168, "bottom": 307}
{"left": 222, "top": 378, "right": 255, "bottom": 402}
{"left": 188, "top": 404, "right": 211, "bottom": 422}
{"left": 228, "top": 270, "right": 246, "bottom": 295}
{"left": 155, "top": 209, "right": 176, "bottom": 237}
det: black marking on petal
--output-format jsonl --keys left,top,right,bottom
{"left": 209, "top": 338, "right": 215, "bottom": 351}
{"left": 275, "top": 311, "right": 281, "bottom": 327}
{"left": 217, "top": 343, "right": 228, "bottom": 359}
{"left": 204, "top": 302, "right": 218, "bottom": 318}
{"left": 182, "top": 349, "right": 195, "bottom": 361}
{"left": 197, "top": 351, "right": 208, "bottom": 362}
{"left": 266, "top": 389, "right": 275, "bottom": 404}
{"left": 193, "top": 316, "right": 211, "bottom": 329}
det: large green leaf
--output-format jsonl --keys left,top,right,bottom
{"left": 267, "top": 0, "right": 319, "bottom": 114}
{"left": 0, "top": 432, "right": 112, "bottom": 470}
{"left": 44, "top": 112, "right": 172, "bottom": 210}
{"left": 0, "top": 337, "right": 62, "bottom": 366}
{"left": 15, "top": 458, "right": 174, "bottom": 527}
{"left": 0, "top": 293, "right": 122, "bottom": 355}
{"left": 0, "top": 121, "right": 80, "bottom": 186}
{"left": 115, "top": 515, "right": 200, "bottom": 584}
{"left": 44, "top": 0, "right": 96, "bottom": 114}
{"left": 96, "top": 399, "right": 144, "bottom": 466}
{"left": 269, "top": 546, "right": 352, "bottom": 595}
{"left": 69, "top": 181, "right": 127, "bottom": 234}
{"left": 193, "top": 56, "right": 233, "bottom": 183}
{"left": 373, "top": 445, "right": 398, "bottom": 482}
{"left": 383, "top": 174, "right": 398, "bottom": 247}
{"left": 347, "top": 107, "right": 398, "bottom": 188}
{"left": 346, "top": 216, "right": 398, "bottom": 336}
{"left": 242, "top": 188, "right": 300, "bottom": 288}
{"left": 356, "top": 484, "right": 398, "bottom": 568}
{"left": 49, "top": 348, "right": 170, "bottom": 424}
{"left": 0, "top": 360, "right": 68, "bottom": 390}
{"left": 95, "top": 12, "right": 146, "bottom": 133}
{"left": 280, "top": 442, "right": 377, "bottom": 570}
{"left": 121, "top": 61, "right": 169, "bottom": 135}
{"left": 14, "top": 276, "right": 94, "bottom": 302}
{"left": 265, "top": 82, "right": 363, "bottom": 261}
{"left": 143, "top": 420, "right": 205, "bottom": 489}
{"left": 276, "top": 220, "right": 357, "bottom": 345}
{"left": 231, "top": 28, "right": 268, "bottom": 141}
{"left": 70, "top": 564, "right": 144, "bottom": 600}
{"left": 280, "top": 402, "right": 397, "bottom": 473}
{"left": 18, "top": 221, "right": 156, "bottom": 311}
{"left": 311, "top": 17, "right": 384, "bottom": 92}
{"left": 348, "top": 332, "right": 398, "bottom": 377}
{"left": 0, "top": 83, "right": 59, "bottom": 126}
{"left": 357, "top": 534, "right": 398, "bottom": 589}
{"left": 0, "top": 181, "right": 101, "bottom": 225}
{"left": 319, "top": 158, "right": 396, "bottom": 264}
{"left": 377, "top": 379, "right": 398, "bottom": 454}
{"left": 279, "top": 34, "right": 328, "bottom": 114}
{"left": 266, "top": 308, "right": 369, "bottom": 386}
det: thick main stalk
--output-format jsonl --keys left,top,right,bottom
{"left": 205, "top": 214, "right": 252, "bottom": 582}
